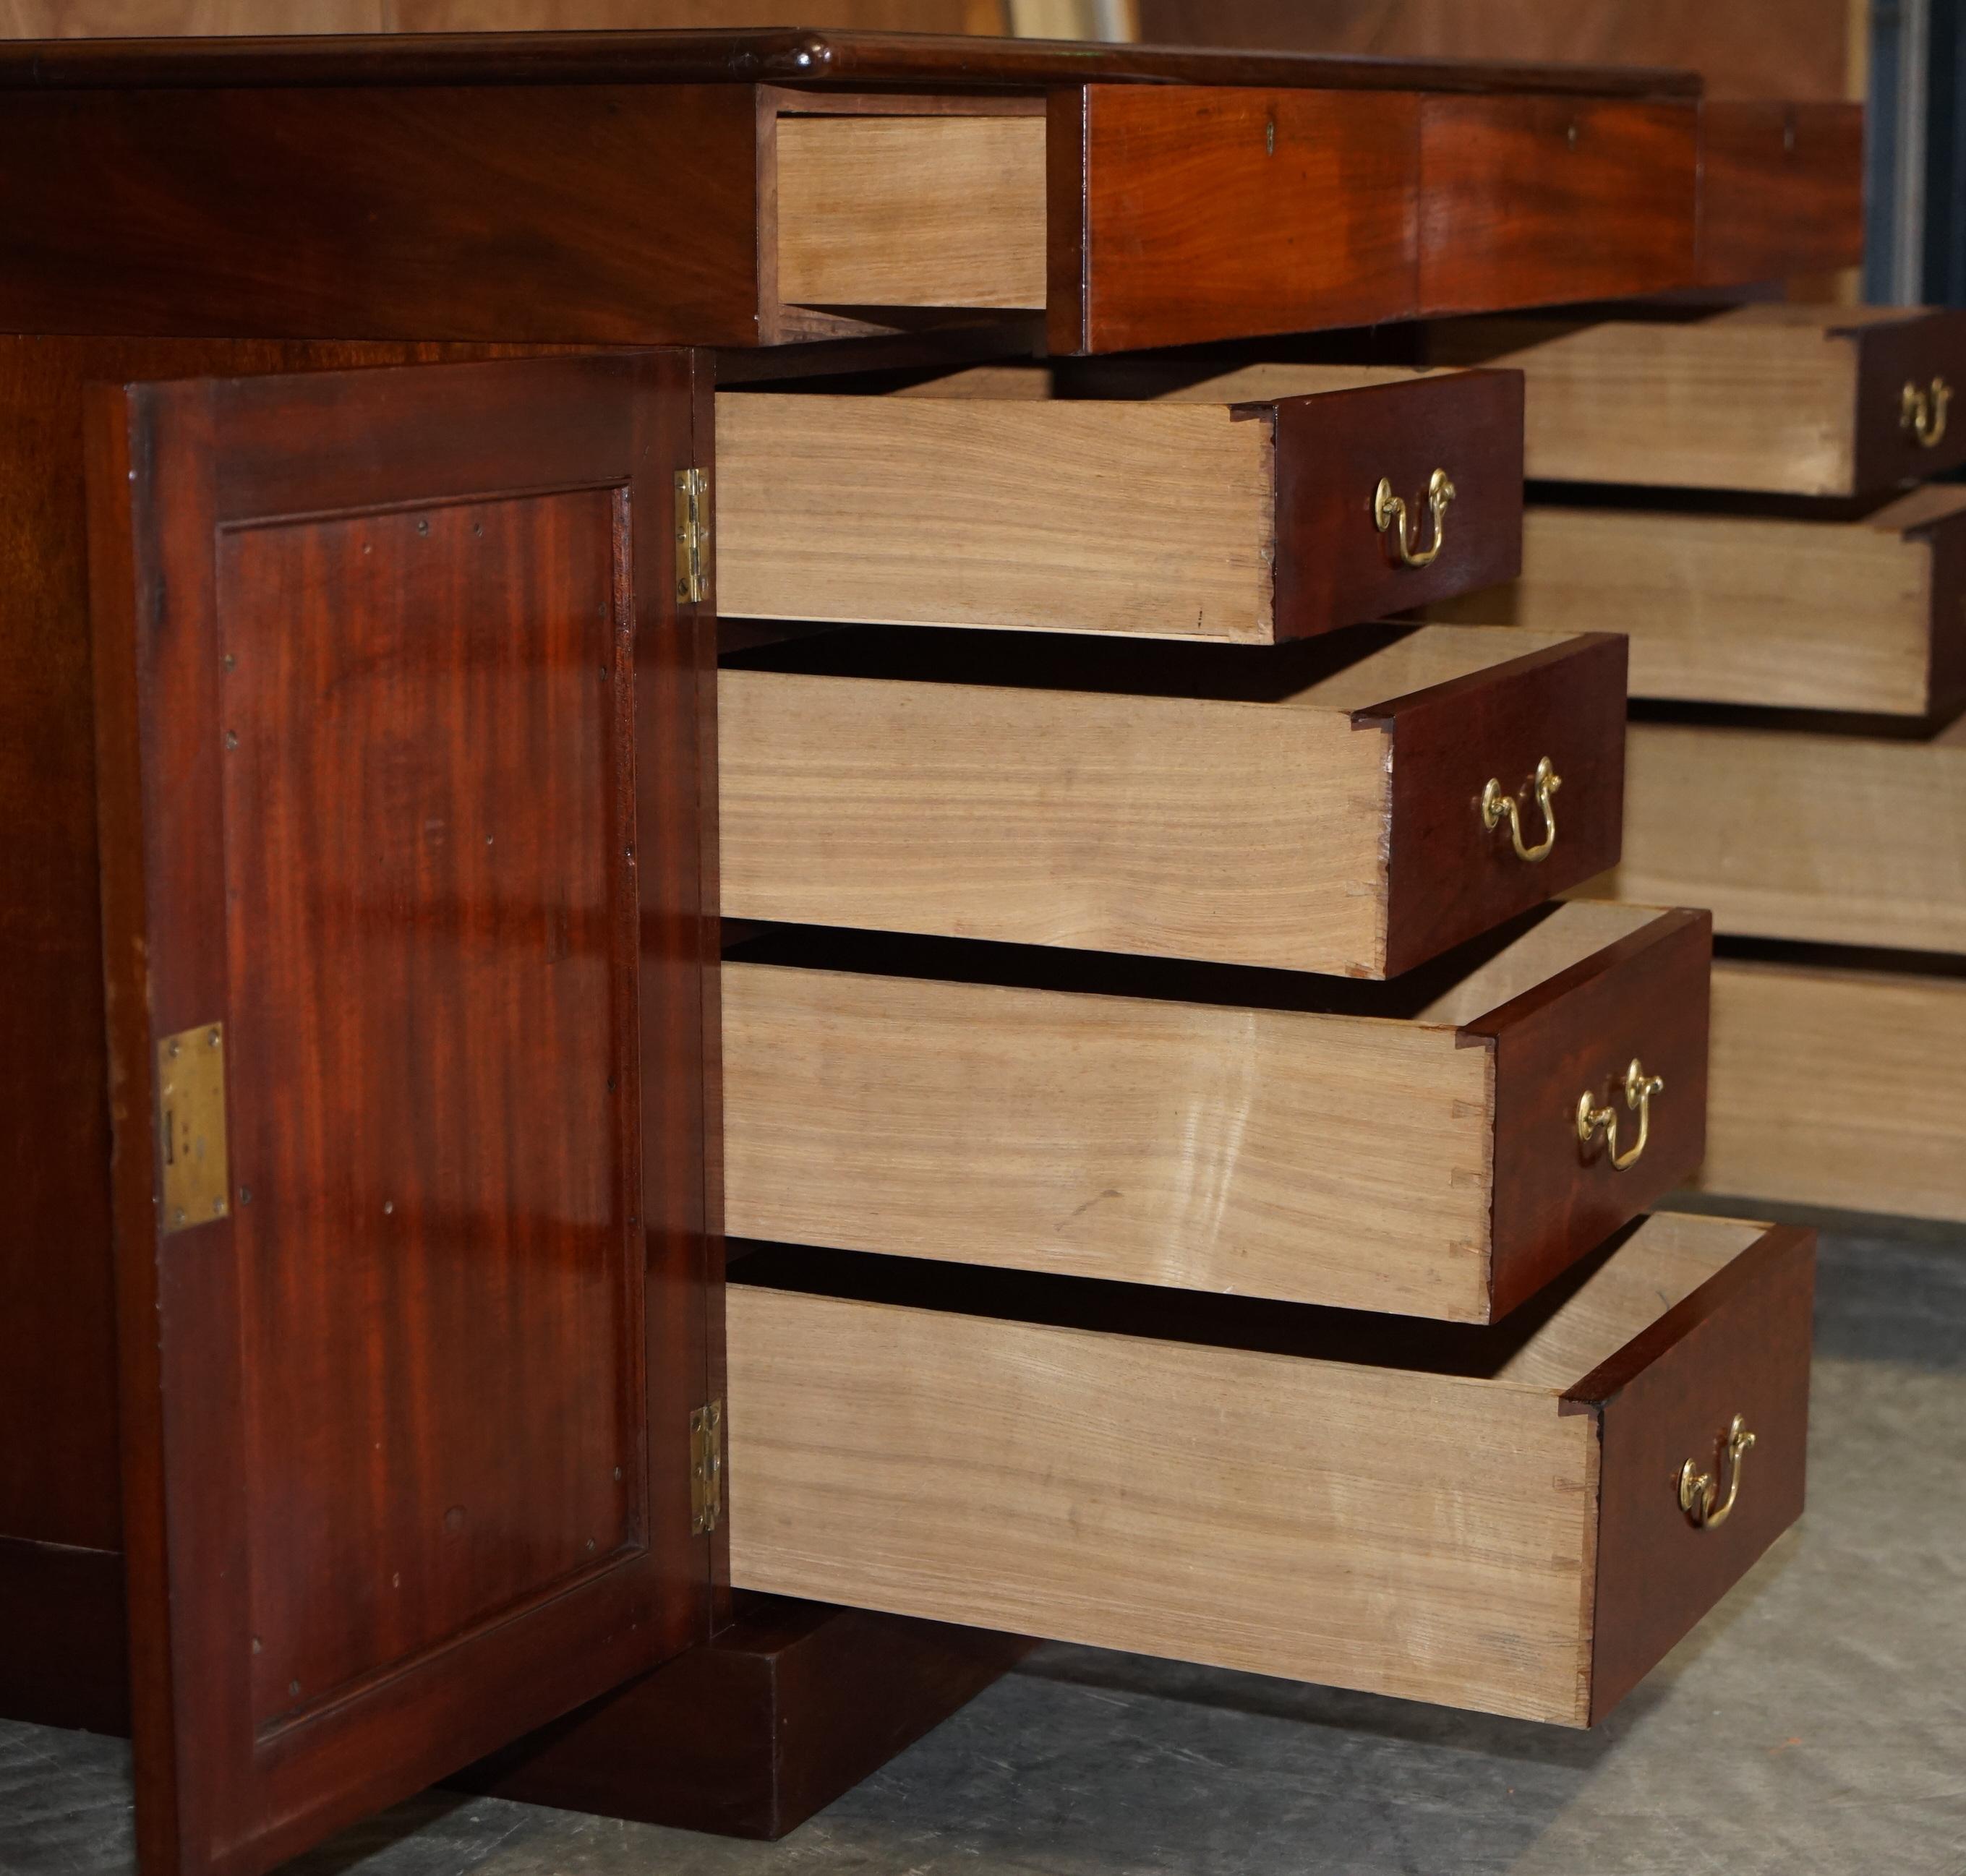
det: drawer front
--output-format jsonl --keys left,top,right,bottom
{"left": 1418, "top": 98, "right": 1697, "bottom": 316}
{"left": 722, "top": 904, "right": 1706, "bottom": 1322}
{"left": 727, "top": 1216, "right": 1811, "bottom": 1726}
{"left": 1052, "top": 85, "right": 1421, "bottom": 355}
{"left": 1853, "top": 309, "right": 1966, "bottom": 491}
{"left": 1568, "top": 1225, "right": 1815, "bottom": 1722}
{"left": 721, "top": 628, "right": 1618, "bottom": 977}
{"left": 1273, "top": 369, "right": 1523, "bottom": 635}
{"left": 1696, "top": 102, "right": 1864, "bottom": 287}
{"left": 1378, "top": 632, "right": 1625, "bottom": 976}
{"left": 1474, "top": 910, "right": 1711, "bottom": 1319}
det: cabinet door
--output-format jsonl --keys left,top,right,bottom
{"left": 86, "top": 351, "right": 719, "bottom": 1876}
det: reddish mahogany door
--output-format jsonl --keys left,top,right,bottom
{"left": 85, "top": 352, "right": 719, "bottom": 1876}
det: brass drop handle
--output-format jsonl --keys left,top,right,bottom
{"left": 1374, "top": 468, "right": 1456, "bottom": 567}
{"left": 1901, "top": 376, "right": 1953, "bottom": 448}
{"left": 1679, "top": 1414, "right": 1756, "bottom": 1530}
{"left": 1481, "top": 755, "right": 1560, "bottom": 862}
{"left": 1576, "top": 1058, "right": 1664, "bottom": 1170}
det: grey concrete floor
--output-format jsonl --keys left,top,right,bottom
{"left": 4, "top": 1216, "right": 1962, "bottom": 1876}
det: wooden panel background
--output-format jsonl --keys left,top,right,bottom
{"left": 1134, "top": 1, "right": 1855, "bottom": 102}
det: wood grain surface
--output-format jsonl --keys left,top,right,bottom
{"left": 1696, "top": 100, "right": 1864, "bottom": 286}
{"left": 1476, "top": 909, "right": 1711, "bottom": 1319}
{"left": 1270, "top": 369, "right": 1525, "bottom": 638}
{"left": 0, "top": 28, "right": 1705, "bottom": 95}
{"left": 89, "top": 352, "right": 716, "bottom": 1876}
{"left": 1375, "top": 632, "right": 1626, "bottom": 977}
{"left": 1055, "top": 84, "right": 1419, "bottom": 353}
{"left": 1429, "top": 307, "right": 1966, "bottom": 496}
{"left": 1417, "top": 97, "right": 1697, "bottom": 314}
{"left": 776, "top": 111, "right": 1046, "bottom": 309}
{"left": 1691, "top": 957, "right": 1966, "bottom": 1221}
{"left": 729, "top": 1272, "right": 1599, "bottom": 1721}
{"left": 725, "top": 1212, "right": 1787, "bottom": 1725}
{"left": 1429, "top": 487, "right": 1966, "bottom": 719}
{"left": 722, "top": 903, "right": 1695, "bottom": 1320}
{"left": 717, "top": 391, "right": 1278, "bottom": 638}
{"left": 1132, "top": 0, "right": 1850, "bottom": 103}
{"left": 1568, "top": 1222, "right": 1813, "bottom": 1723}
{"left": 790, "top": 369, "right": 1525, "bottom": 641}
{"left": 0, "top": 336, "right": 554, "bottom": 1727}
{"left": 1588, "top": 716, "right": 1966, "bottom": 954}
{"left": 455, "top": 1595, "right": 1031, "bottom": 1841}
{"left": 0, "top": 83, "right": 768, "bottom": 343}
{"left": 719, "top": 625, "right": 1610, "bottom": 975}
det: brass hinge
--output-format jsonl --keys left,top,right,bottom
{"left": 674, "top": 467, "right": 709, "bottom": 604}
{"left": 689, "top": 1399, "right": 724, "bottom": 1535}
{"left": 158, "top": 1023, "right": 229, "bottom": 1235}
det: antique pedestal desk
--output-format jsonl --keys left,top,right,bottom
{"left": 0, "top": 32, "right": 1856, "bottom": 1876}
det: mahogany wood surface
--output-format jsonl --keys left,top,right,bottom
{"left": 88, "top": 351, "right": 715, "bottom": 1876}
{"left": 1417, "top": 98, "right": 1698, "bottom": 315}
{"left": 1271, "top": 368, "right": 1523, "bottom": 637}
{"left": 1472, "top": 909, "right": 1711, "bottom": 1320}
{"left": 1132, "top": 0, "right": 1851, "bottom": 102}
{"left": 458, "top": 1594, "right": 1033, "bottom": 1840}
{"left": 1053, "top": 84, "right": 1420, "bottom": 354}
{"left": 0, "top": 56, "right": 1857, "bottom": 352}
{"left": 1370, "top": 632, "right": 1627, "bottom": 980}
{"left": 1926, "top": 495, "right": 1966, "bottom": 729}
{"left": 1697, "top": 101, "right": 1864, "bottom": 285}
{"left": 1565, "top": 1223, "right": 1813, "bottom": 1723}
{"left": 0, "top": 30, "right": 1705, "bottom": 95}
{"left": 1850, "top": 310, "right": 1966, "bottom": 494}
{"left": 0, "top": 85, "right": 764, "bottom": 343}
{"left": 0, "top": 337, "right": 542, "bottom": 1658}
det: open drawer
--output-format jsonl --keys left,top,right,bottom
{"left": 726, "top": 1213, "right": 1813, "bottom": 1727}
{"left": 714, "top": 369, "right": 1524, "bottom": 641}
{"left": 724, "top": 902, "right": 1709, "bottom": 1322}
{"left": 1427, "top": 304, "right": 1966, "bottom": 496}
{"left": 721, "top": 623, "right": 1622, "bottom": 977}
{"left": 1426, "top": 486, "right": 1966, "bottom": 721}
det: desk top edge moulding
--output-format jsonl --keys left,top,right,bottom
{"left": 0, "top": 30, "right": 1706, "bottom": 95}
{"left": 0, "top": 30, "right": 1860, "bottom": 352}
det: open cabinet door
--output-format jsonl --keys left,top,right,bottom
{"left": 86, "top": 351, "right": 719, "bottom": 1876}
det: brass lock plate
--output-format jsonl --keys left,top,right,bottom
{"left": 158, "top": 1023, "right": 230, "bottom": 1234}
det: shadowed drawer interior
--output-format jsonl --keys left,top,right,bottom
{"left": 714, "top": 367, "right": 1523, "bottom": 640}
{"left": 719, "top": 622, "right": 1623, "bottom": 978}
{"left": 723, "top": 900, "right": 1708, "bottom": 1322}
{"left": 725, "top": 1212, "right": 1812, "bottom": 1727}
